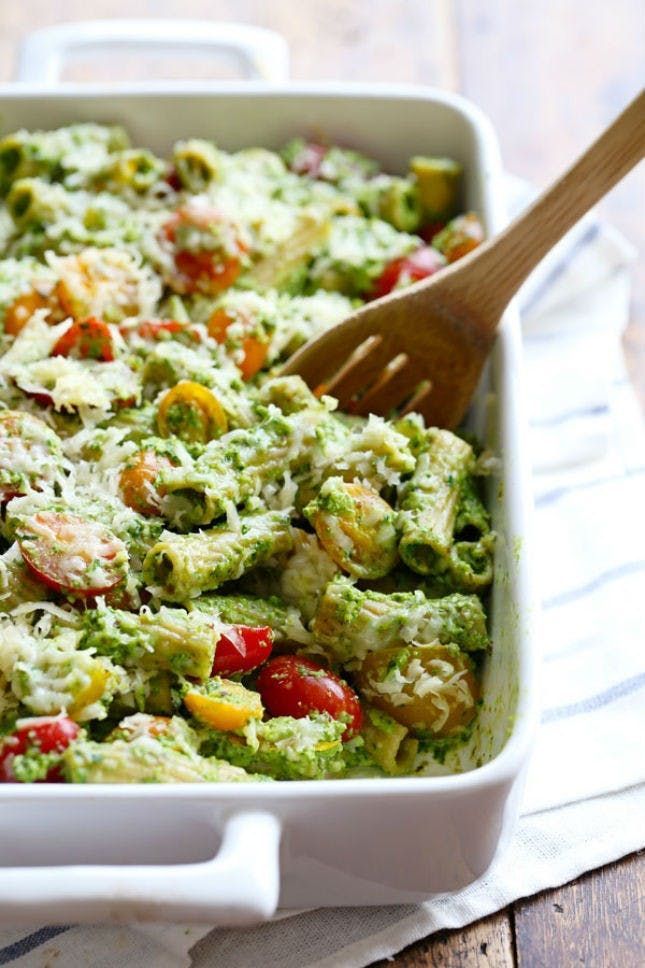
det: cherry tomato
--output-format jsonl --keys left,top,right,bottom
{"left": 52, "top": 317, "right": 115, "bottom": 362}
{"left": 4, "top": 291, "right": 51, "bottom": 337}
{"left": 157, "top": 380, "right": 228, "bottom": 443}
{"left": 119, "top": 449, "right": 174, "bottom": 516}
{"left": 432, "top": 212, "right": 484, "bottom": 263}
{"left": 131, "top": 319, "right": 186, "bottom": 340}
{"left": 288, "top": 142, "right": 328, "bottom": 178}
{"left": 23, "top": 390, "right": 54, "bottom": 408}
{"left": 418, "top": 220, "right": 446, "bottom": 244}
{"left": 0, "top": 715, "right": 79, "bottom": 782}
{"left": 165, "top": 167, "right": 182, "bottom": 191}
{"left": 207, "top": 309, "right": 268, "bottom": 380}
{"left": 256, "top": 655, "right": 363, "bottom": 740}
{"left": 0, "top": 410, "right": 60, "bottom": 499}
{"left": 212, "top": 624, "right": 273, "bottom": 677}
{"left": 164, "top": 206, "right": 247, "bottom": 296}
{"left": 371, "top": 245, "right": 446, "bottom": 299}
{"left": 18, "top": 511, "right": 128, "bottom": 596}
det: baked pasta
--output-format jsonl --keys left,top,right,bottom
{"left": 0, "top": 125, "right": 492, "bottom": 783}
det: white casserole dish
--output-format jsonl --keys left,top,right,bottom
{"left": 0, "top": 21, "right": 540, "bottom": 926}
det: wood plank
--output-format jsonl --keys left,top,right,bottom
{"left": 371, "top": 909, "right": 515, "bottom": 967}
{"left": 514, "top": 851, "right": 645, "bottom": 968}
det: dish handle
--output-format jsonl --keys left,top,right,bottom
{"left": 15, "top": 19, "right": 290, "bottom": 84}
{"left": 0, "top": 810, "right": 281, "bottom": 926}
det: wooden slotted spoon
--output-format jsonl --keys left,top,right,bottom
{"left": 282, "top": 90, "right": 645, "bottom": 428}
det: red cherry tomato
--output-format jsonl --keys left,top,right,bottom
{"left": 288, "top": 142, "right": 328, "bottom": 178}
{"left": 370, "top": 245, "right": 446, "bottom": 299}
{"left": 22, "top": 390, "right": 54, "bottom": 408}
{"left": 256, "top": 655, "right": 363, "bottom": 740}
{"left": 418, "top": 220, "right": 446, "bottom": 244}
{"left": 165, "top": 166, "right": 182, "bottom": 191}
{"left": 0, "top": 715, "right": 79, "bottom": 782}
{"left": 212, "top": 625, "right": 273, "bottom": 677}
{"left": 52, "top": 317, "right": 115, "bottom": 362}
{"left": 164, "top": 206, "right": 247, "bottom": 296}
{"left": 133, "top": 319, "right": 186, "bottom": 340}
{"left": 17, "top": 511, "right": 128, "bottom": 596}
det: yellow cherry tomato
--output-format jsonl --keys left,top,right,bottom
{"left": 157, "top": 380, "right": 228, "bottom": 443}
{"left": 184, "top": 680, "right": 263, "bottom": 731}
{"left": 307, "top": 480, "right": 398, "bottom": 580}
{"left": 356, "top": 643, "right": 478, "bottom": 738}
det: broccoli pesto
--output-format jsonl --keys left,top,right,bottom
{"left": 0, "top": 124, "right": 491, "bottom": 785}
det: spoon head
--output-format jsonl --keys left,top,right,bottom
{"left": 281, "top": 294, "right": 494, "bottom": 428}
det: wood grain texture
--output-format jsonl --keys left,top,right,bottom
{"left": 372, "top": 911, "right": 515, "bottom": 967}
{"left": 514, "top": 851, "right": 645, "bottom": 968}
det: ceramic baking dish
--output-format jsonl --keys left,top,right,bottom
{"left": 0, "top": 21, "right": 540, "bottom": 926}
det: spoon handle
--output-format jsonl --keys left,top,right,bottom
{"left": 463, "top": 89, "right": 645, "bottom": 329}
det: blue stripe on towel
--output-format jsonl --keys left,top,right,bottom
{"left": 536, "top": 467, "right": 645, "bottom": 508}
{"left": 542, "top": 672, "right": 645, "bottom": 724}
{"left": 530, "top": 403, "right": 609, "bottom": 428}
{"left": 0, "top": 927, "right": 70, "bottom": 965}
{"left": 544, "top": 560, "right": 645, "bottom": 609}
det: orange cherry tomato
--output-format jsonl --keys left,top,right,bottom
{"left": 4, "top": 291, "right": 50, "bottom": 336}
{"left": 119, "top": 450, "right": 174, "bottom": 516}
{"left": 51, "top": 317, "right": 115, "bottom": 362}
{"left": 432, "top": 213, "right": 484, "bottom": 264}
{"left": 207, "top": 309, "right": 268, "bottom": 380}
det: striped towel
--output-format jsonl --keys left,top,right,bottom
{"left": 0, "top": 186, "right": 642, "bottom": 968}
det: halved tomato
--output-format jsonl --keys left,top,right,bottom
{"left": 157, "top": 380, "right": 228, "bottom": 443}
{"left": 212, "top": 625, "right": 273, "bottom": 677}
{"left": 17, "top": 511, "right": 128, "bottom": 596}
{"left": 51, "top": 317, "right": 115, "bottom": 362}
{"left": 119, "top": 449, "right": 174, "bottom": 516}
{"left": 0, "top": 715, "right": 79, "bottom": 783}
{"left": 164, "top": 205, "right": 248, "bottom": 296}
{"left": 207, "top": 309, "right": 268, "bottom": 380}
{"left": 4, "top": 291, "right": 51, "bottom": 337}
{"left": 256, "top": 655, "right": 363, "bottom": 740}
{"left": 371, "top": 245, "right": 446, "bottom": 299}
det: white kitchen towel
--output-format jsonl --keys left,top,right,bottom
{"left": 0, "top": 193, "right": 642, "bottom": 968}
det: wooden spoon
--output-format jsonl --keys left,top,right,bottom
{"left": 282, "top": 90, "right": 645, "bottom": 428}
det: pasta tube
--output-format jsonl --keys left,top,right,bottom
{"left": 190, "top": 592, "right": 310, "bottom": 645}
{"left": 201, "top": 713, "right": 346, "bottom": 780}
{"left": 361, "top": 705, "right": 419, "bottom": 776}
{"left": 143, "top": 509, "right": 293, "bottom": 601}
{"left": 172, "top": 139, "right": 224, "bottom": 192}
{"left": 79, "top": 605, "right": 217, "bottom": 679}
{"left": 311, "top": 576, "right": 489, "bottom": 662}
{"left": 397, "top": 428, "right": 473, "bottom": 574}
{"left": 63, "top": 736, "right": 259, "bottom": 783}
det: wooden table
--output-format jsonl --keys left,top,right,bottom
{"left": 2, "top": 3, "right": 643, "bottom": 964}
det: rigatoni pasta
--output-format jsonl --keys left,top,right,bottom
{"left": 0, "top": 123, "right": 491, "bottom": 784}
